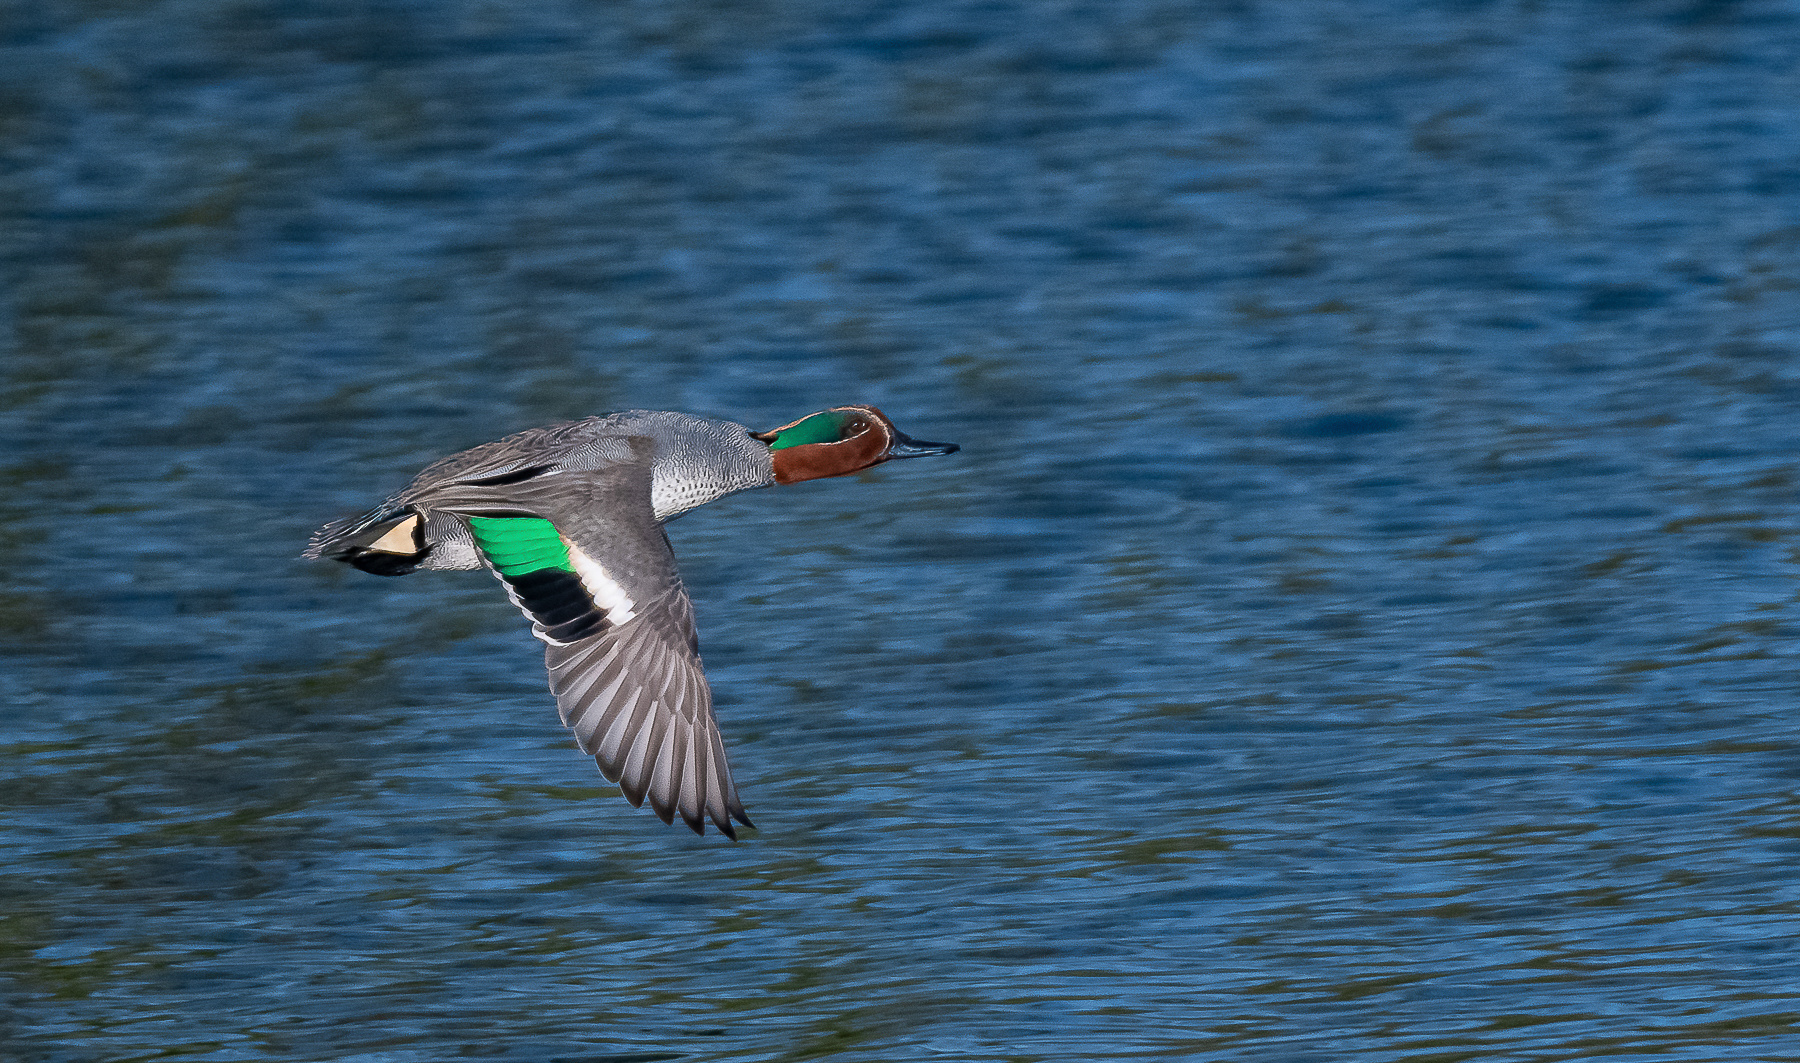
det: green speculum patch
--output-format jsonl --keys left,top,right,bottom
{"left": 468, "top": 516, "right": 573, "bottom": 575}
{"left": 769, "top": 411, "right": 852, "bottom": 450}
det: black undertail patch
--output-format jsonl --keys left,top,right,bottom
{"left": 349, "top": 549, "right": 427, "bottom": 577}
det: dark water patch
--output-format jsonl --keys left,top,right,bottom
{"left": 1280, "top": 411, "right": 1410, "bottom": 439}
{"left": 1579, "top": 284, "right": 1669, "bottom": 316}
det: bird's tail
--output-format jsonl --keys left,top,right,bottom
{"left": 304, "top": 502, "right": 430, "bottom": 576}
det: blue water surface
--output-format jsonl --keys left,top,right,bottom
{"left": 4, "top": 0, "right": 1800, "bottom": 1060}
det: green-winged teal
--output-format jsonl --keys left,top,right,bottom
{"left": 306, "top": 406, "right": 958, "bottom": 838}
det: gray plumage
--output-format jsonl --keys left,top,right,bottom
{"left": 306, "top": 405, "right": 959, "bottom": 840}
{"left": 310, "top": 412, "right": 774, "bottom": 572}
{"left": 306, "top": 412, "right": 776, "bottom": 837}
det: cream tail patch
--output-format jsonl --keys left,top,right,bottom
{"left": 564, "top": 541, "right": 640, "bottom": 626}
{"left": 368, "top": 514, "right": 421, "bottom": 554}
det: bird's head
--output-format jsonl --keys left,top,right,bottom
{"left": 751, "top": 405, "right": 959, "bottom": 484}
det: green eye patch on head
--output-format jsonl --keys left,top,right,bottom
{"left": 767, "top": 411, "right": 859, "bottom": 450}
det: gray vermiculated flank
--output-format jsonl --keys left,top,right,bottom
{"left": 307, "top": 412, "right": 777, "bottom": 571}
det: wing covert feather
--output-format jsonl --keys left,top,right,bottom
{"left": 446, "top": 444, "right": 752, "bottom": 838}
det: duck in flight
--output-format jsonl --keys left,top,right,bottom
{"left": 305, "top": 406, "right": 958, "bottom": 839}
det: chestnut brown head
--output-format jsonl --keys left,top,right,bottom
{"left": 751, "top": 405, "right": 959, "bottom": 485}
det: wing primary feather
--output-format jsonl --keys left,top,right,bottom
{"left": 640, "top": 705, "right": 677, "bottom": 824}
{"left": 595, "top": 628, "right": 659, "bottom": 771}
{"left": 557, "top": 639, "right": 632, "bottom": 753}
{"left": 677, "top": 721, "right": 703, "bottom": 834}
{"left": 697, "top": 721, "right": 730, "bottom": 836}
{"left": 566, "top": 692, "right": 606, "bottom": 755}
{"left": 618, "top": 688, "right": 662, "bottom": 807}
{"left": 552, "top": 644, "right": 608, "bottom": 748}
{"left": 640, "top": 640, "right": 685, "bottom": 824}
{"left": 525, "top": 552, "right": 745, "bottom": 837}
{"left": 556, "top": 640, "right": 622, "bottom": 709}
{"left": 595, "top": 689, "right": 640, "bottom": 767}
{"left": 548, "top": 639, "right": 601, "bottom": 695}
{"left": 678, "top": 658, "right": 702, "bottom": 725}
{"left": 603, "top": 682, "right": 652, "bottom": 789}
{"left": 702, "top": 721, "right": 749, "bottom": 828}
{"left": 648, "top": 718, "right": 678, "bottom": 825}
{"left": 679, "top": 669, "right": 730, "bottom": 836}
{"left": 583, "top": 654, "right": 642, "bottom": 755}
{"left": 651, "top": 640, "right": 698, "bottom": 830}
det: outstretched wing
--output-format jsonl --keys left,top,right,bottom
{"left": 441, "top": 450, "right": 752, "bottom": 838}
{"left": 544, "top": 584, "right": 751, "bottom": 838}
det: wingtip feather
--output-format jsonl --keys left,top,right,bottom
{"left": 543, "top": 585, "right": 755, "bottom": 841}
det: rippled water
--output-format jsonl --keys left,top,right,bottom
{"left": 6, "top": 0, "right": 1800, "bottom": 1059}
